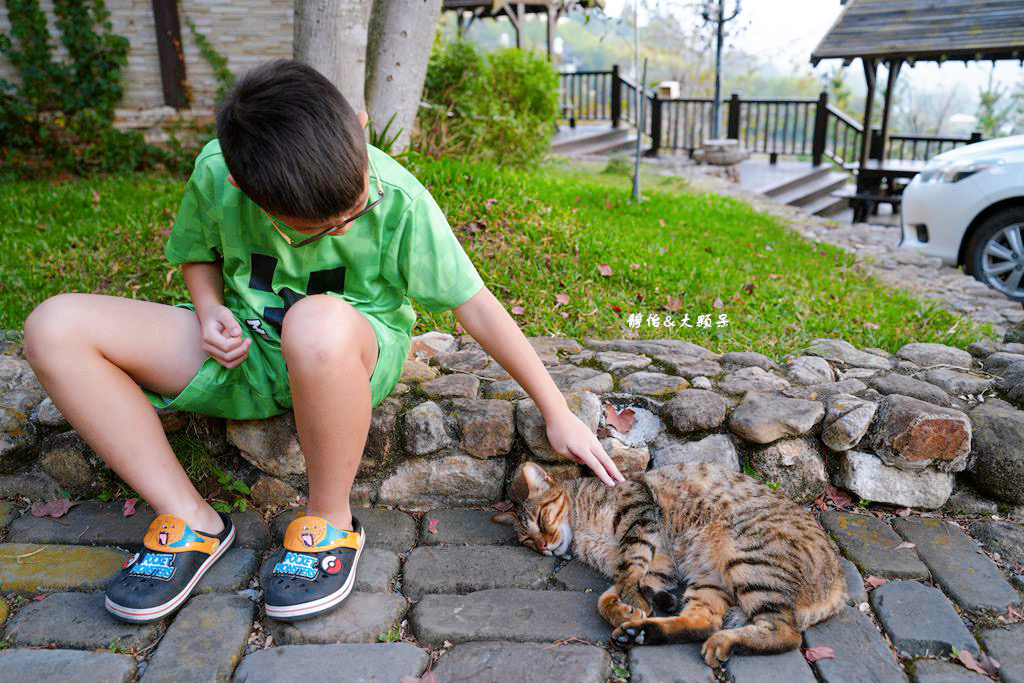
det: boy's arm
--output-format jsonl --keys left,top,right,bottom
{"left": 181, "top": 262, "right": 250, "bottom": 369}
{"left": 453, "top": 286, "right": 625, "bottom": 487}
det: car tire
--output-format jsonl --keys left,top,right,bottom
{"left": 964, "top": 205, "right": 1024, "bottom": 303}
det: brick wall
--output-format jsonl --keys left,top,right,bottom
{"left": 0, "top": 0, "right": 293, "bottom": 110}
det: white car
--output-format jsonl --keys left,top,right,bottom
{"left": 900, "top": 135, "right": 1024, "bottom": 301}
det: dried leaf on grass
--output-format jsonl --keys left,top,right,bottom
{"left": 957, "top": 648, "right": 999, "bottom": 676}
{"left": 804, "top": 645, "right": 835, "bottom": 662}
{"left": 555, "top": 293, "right": 569, "bottom": 306}
{"left": 603, "top": 404, "right": 636, "bottom": 434}
{"left": 510, "top": 306, "right": 526, "bottom": 315}
{"left": 31, "top": 500, "right": 77, "bottom": 518}
{"left": 598, "top": 263, "right": 613, "bottom": 277}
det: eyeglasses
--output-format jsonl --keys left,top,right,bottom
{"left": 261, "top": 154, "right": 385, "bottom": 248}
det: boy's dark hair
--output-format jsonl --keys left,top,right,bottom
{"left": 216, "top": 59, "right": 368, "bottom": 220}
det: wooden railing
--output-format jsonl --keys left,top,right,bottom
{"left": 558, "top": 66, "right": 982, "bottom": 165}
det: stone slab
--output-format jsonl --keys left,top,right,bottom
{"left": 260, "top": 547, "right": 399, "bottom": 594}
{"left": 628, "top": 644, "right": 716, "bottom": 683}
{"left": 909, "top": 659, "right": 990, "bottom": 683}
{"left": 552, "top": 560, "right": 610, "bottom": 593}
{"left": 410, "top": 588, "right": 611, "bottom": 645}
{"left": 971, "top": 520, "right": 1024, "bottom": 566}
{"left": 230, "top": 510, "right": 272, "bottom": 549}
{"left": 265, "top": 592, "right": 408, "bottom": 645}
{"left": 893, "top": 517, "right": 1021, "bottom": 612}
{"left": 233, "top": 643, "right": 430, "bottom": 682}
{"left": 433, "top": 641, "right": 611, "bottom": 683}
{"left": 418, "top": 508, "right": 516, "bottom": 546}
{"left": 141, "top": 593, "right": 254, "bottom": 683}
{"left": 194, "top": 548, "right": 259, "bottom": 594}
{"left": 0, "top": 500, "right": 15, "bottom": 528}
{"left": 841, "top": 558, "right": 868, "bottom": 605}
{"left": 271, "top": 508, "right": 416, "bottom": 553}
{"left": 0, "top": 543, "right": 127, "bottom": 592}
{"left": 0, "top": 649, "right": 136, "bottom": 683}
{"left": 725, "top": 649, "right": 816, "bottom": 683}
{"left": 803, "top": 605, "right": 907, "bottom": 683}
{"left": 5, "top": 591, "right": 160, "bottom": 651}
{"left": 820, "top": 511, "right": 930, "bottom": 580}
{"left": 976, "top": 624, "right": 1024, "bottom": 683}
{"left": 402, "top": 545, "right": 556, "bottom": 600}
{"left": 869, "top": 580, "right": 978, "bottom": 658}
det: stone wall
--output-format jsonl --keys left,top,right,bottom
{"left": 0, "top": 0, "right": 292, "bottom": 110}
{"left": 3, "top": 327, "right": 1024, "bottom": 515}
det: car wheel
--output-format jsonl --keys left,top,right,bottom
{"left": 964, "top": 206, "right": 1024, "bottom": 302}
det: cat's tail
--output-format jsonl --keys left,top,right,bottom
{"left": 795, "top": 564, "right": 848, "bottom": 631}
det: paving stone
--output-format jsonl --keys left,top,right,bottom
{"left": 803, "top": 605, "right": 907, "bottom": 683}
{"left": 0, "top": 543, "right": 127, "bottom": 592}
{"left": 841, "top": 558, "right": 868, "bottom": 605}
{"left": 909, "top": 659, "right": 990, "bottom": 683}
{"left": 5, "top": 591, "right": 160, "bottom": 650}
{"left": 402, "top": 545, "right": 556, "bottom": 600}
{"left": 271, "top": 507, "right": 417, "bottom": 553}
{"left": 142, "top": 593, "right": 254, "bottom": 683}
{"left": 433, "top": 641, "right": 611, "bottom": 682}
{"left": 194, "top": 548, "right": 259, "bottom": 594}
{"left": 725, "top": 649, "right": 816, "bottom": 682}
{"left": 410, "top": 588, "right": 611, "bottom": 645}
{"left": 976, "top": 624, "right": 1024, "bottom": 683}
{"left": 971, "top": 520, "right": 1024, "bottom": 565}
{"left": 0, "top": 500, "right": 15, "bottom": 528}
{"left": 869, "top": 580, "right": 978, "bottom": 658}
{"left": 552, "top": 560, "right": 609, "bottom": 593}
{"left": 230, "top": 510, "right": 272, "bottom": 549}
{"left": 819, "top": 511, "right": 930, "bottom": 580}
{"left": 628, "top": 644, "right": 716, "bottom": 683}
{"left": 418, "top": 508, "right": 516, "bottom": 546}
{"left": 1013, "top": 574, "right": 1024, "bottom": 591}
{"left": 260, "top": 547, "right": 399, "bottom": 594}
{"left": 233, "top": 643, "right": 430, "bottom": 682}
{"left": 0, "top": 649, "right": 136, "bottom": 683}
{"left": 265, "top": 592, "right": 408, "bottom": 644}
{"left": 893, "top": 517, "right": 1021, "bottom": 612}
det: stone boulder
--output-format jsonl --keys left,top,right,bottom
{"left": 516, "top": 391, "right": 601, "bottom": 462}
{"left": 784, "top": 355, "right": 835, "bottom": 386}
{"left": 969, "top": 401, "right": 1024, "bottom": 504}
{"left": 895, "top": 342, "right": 972, "bottom": 369}
{"left": 728, "top": 392, "right": 824, "bottom": 444}
{"left": 649, "top": 432, "right": 739, "bottom": 472}
{"left": 716, "top": 366, "right": 790, "bottom": 396}
{"left": 821, "top": 394, "right": 877, "bottom": 452}
{"left": 834, "top": 450, "right": 954, "bottom": 509}
{"left": 448, "top": 398, "right": 515, "bottom": 459}
{"left": 749, "top": 438, "right": 827, "bottom": 503}
{"left": 867, "top": 394, "right": 971, "bottom": 472}
{"left": 804, "top": 338, "right": 892, "bottom": 370}
{"left": 227, "top": 413, "right": 305, "bottom": 479}
{"left": 402, "top": 401, "right": 452, "bottom": 457}
{"left": 660, "top": 390, "right": 728, "bottom": 434}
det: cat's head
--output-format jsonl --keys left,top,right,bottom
{"left": 492, "top": 462, "right": 573, "bottom": 560}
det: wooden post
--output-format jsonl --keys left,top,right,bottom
{"left": 611, "top": 65, "right": 621, "bottom": 129}
{"left": 457, "top": 11, "right": 465, "bottom": 39}
{"left": 726, "top": 93, "right": 740, "bottom": 139}
{"left": 869, "top": 127, "right": 883, "bottom": 160}
{"left": 878, "top": 59, "right": 902, "bottom": 161}
{"left": 858, "top": 58, "right": 878, "bottom": 190}
{"left": 645, "top": 94, "right": 661, "bottom": 157}
{"left": 152, "top": 0, "right": 188, "bottom": 108}
{"left": 811, "top": 90, "right": 829, "bottom": 167}
{"left": 546, "top": 6, "right": 558, "bottom": 61}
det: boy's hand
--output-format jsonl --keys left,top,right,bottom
{"left": 545, "top": 408, "right": 626, "bottom": 487}
{"left": 198, "top": 305, "right": 251, "bottom": 369}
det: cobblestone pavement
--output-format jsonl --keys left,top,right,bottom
{"left": 0, "top": 500, "right": 1022, "bottom": 682}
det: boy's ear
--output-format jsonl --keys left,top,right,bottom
{"left": 357, "top": 111, "right": 368, "bottom": 129}
{"left": 227, "top": 174, "right": 240, "bottom": 189}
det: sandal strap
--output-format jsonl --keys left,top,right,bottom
{"left": 143, "top": 514, "right": 221, "bottom": 555}
{"left": 283, "top": 515, "right": 362, "bottom": 553}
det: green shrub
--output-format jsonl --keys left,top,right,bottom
{"left": 414, "top": 41, "right": 558, "bottom": 167}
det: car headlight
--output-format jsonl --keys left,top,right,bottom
{"left": 919, "top": 158, "right": 1003, "bottom": 183}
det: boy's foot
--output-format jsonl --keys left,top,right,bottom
{"left": 105, "top": 511, "right": 235, "bottom": 623}
{"left": 264, "top": 515, "right": 365, "bottom": 621}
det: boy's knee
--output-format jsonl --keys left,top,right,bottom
{"left": 24, "top": 293, "right": 82, "bottom": 366}
{"left": 280, "top": 295, "right": 361, "bottom": 366}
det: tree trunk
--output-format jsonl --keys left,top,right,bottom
{"left": 293, "top": 0, "right": 374, "bottom": 115}
{"left": 364, "top": 0, "right": 442, "bottom": 153}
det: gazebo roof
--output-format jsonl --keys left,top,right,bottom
{"left": 442, "top": 0, "right": 604, "bottom": 18}
{"left": 811, "top": 0, "right": 1024, "bottom": 65}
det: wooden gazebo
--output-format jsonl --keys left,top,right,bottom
{"left": 442, "top": 0, "right": 604, "bottom": 58}
{"left": 811, "top": 0, "right": 1024, "bottom": 182}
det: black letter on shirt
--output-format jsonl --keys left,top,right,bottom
{"left": 248, "top": 254, "right": 347, "bottom": 332}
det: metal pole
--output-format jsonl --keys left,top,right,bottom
{"left": 712, "top": 3, "right": 723, "bottom": 138}
{"left": 633, "top": 58, "right": 648, "bottom": 202}
{"left": 633, "top": 0, "right": 639, "bottom": 83}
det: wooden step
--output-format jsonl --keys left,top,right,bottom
{"left": 773, "top": 171, "right": 850, "bottom": 208}
{"left": 802, "top": 191, "right": 850, "bottom": 217}
{"left": 551, "top": 127, "right": 636, "bottom": 156}
{"left": 759, "top": 164, "right": 832, "bottom": 198}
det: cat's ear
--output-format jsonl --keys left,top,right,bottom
{"left": 491, "top": 511, "right": 516, "bottom": 526}
{"left": 521, "top": 461, "right": 555, "bottom": 499}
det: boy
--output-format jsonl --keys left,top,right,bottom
{"left": 23, "top": 59, "right": 624, "bottom": 623}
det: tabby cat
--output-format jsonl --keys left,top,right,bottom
{"left": 493, "top": 460, "right": 846, "bottom": 667}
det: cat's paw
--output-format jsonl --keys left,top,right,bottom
{"left": 610, "top": 621, "right": 648, "bottom": 648}
{"left": 700, "top": 631, "right": 735, "bottom": 668}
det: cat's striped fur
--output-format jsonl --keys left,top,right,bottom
{"left": 494, "top": 460, "right": 846, "bottom": 667}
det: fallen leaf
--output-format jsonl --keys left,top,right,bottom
{"left": 958, "top": 648, "right": 999, "bottom": 676}
{"left": 32, "top": 594, "right": 48, "bottom": 602}
{"left": 426, "top": 518, "right": 440, "bottom": 534}
{"left": 555, "top": 293, "right": 569, "bottom": 306}
{"left": 410, "top": 340, "right": 439, "bottom": 359}
{"left": 1008, "top": 605, "right": 1022, "bottom": 621}
{"left": 712, "top": 297, "right": 724, "bottom": 309}
{"left": 559, "top": 312, "right": 569, "bottom": 319}
{"left": 604, "top": 404, "right": 636, "bottom": 434}
{"left": 37, "top": 223, "right": 47, "bottom": 232}
{"left": 31, "top": 499, "right": 77, "bottom": 518}
{"left": 511, "top": 306, "right": 526, "bottom": 315}
{"left": 825, "top": 484, "right": 853, "bottom": 508}
{"left": 742, "top": 283, "right": 755, "bottom": 295}
{"left": 123, "top": 498, "right": 137, "bottom": 517}
{"left": 598, "top": 263, "right": 614, "bottom": 277}
{"left": 492, "top": 500, "right": 514, "bottom": 512}
{"left": 893, "top": 542, "right": 915, "bottom": 550}
{"left": 630, "top": 263, "right": 641, "bottom": 270}
{"left": 596, "top": 425, "right": 611, "bottom": 439}
{"left": 91, "top": 190, "right": 101, "bottom": 208}
{"left": 665, "top": 296, "right": 683, "bottom": 312}
{"left": 165, "top": 268, "right": 175, "bottom": 286}
{"left": 804, "top": 645, "right": 835, "bottom": 662}
{"left": 610, "top": 305, "right": 622, "bottom": 313}
{"left": 658, "top": 218, "right": 666, "bottom": 227}
{"left": 865, "top": 576, "right": 889, "bottom": 588}
{"left": 484, "top": 198, "right": 498, "bottom": 210}
{"left": 897, "top": 507, "right": 912, "bottom": 518}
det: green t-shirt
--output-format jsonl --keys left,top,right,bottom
{"left": 166, "top": 139, "right": 485, "bottom": 345}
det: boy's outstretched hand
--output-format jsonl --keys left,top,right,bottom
{"left": 198, "top": 305, "right": 251, "bottom": 369}
{"left": 545, "top": 408, "right": 626, "bottom": 487}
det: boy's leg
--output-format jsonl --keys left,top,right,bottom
{"left": 23, "top": 293, "right": 223, "bottom": 533}
{"left": 279, "top": 295, "right": 379, "bottom": 533}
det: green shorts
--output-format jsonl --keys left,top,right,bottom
{"left": 143, "top": 304, "right": 411, "bottom": 420}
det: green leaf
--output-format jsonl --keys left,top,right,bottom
{"left": 612, "top": 665, "right": 630, "bottom": 679}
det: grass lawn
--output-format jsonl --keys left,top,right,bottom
{"left": 0, "top": 154, "right": 998, "bottom": 359}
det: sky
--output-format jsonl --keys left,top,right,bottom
{"left": 601, "top": 0, "right": 1023, "bottom": 96}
